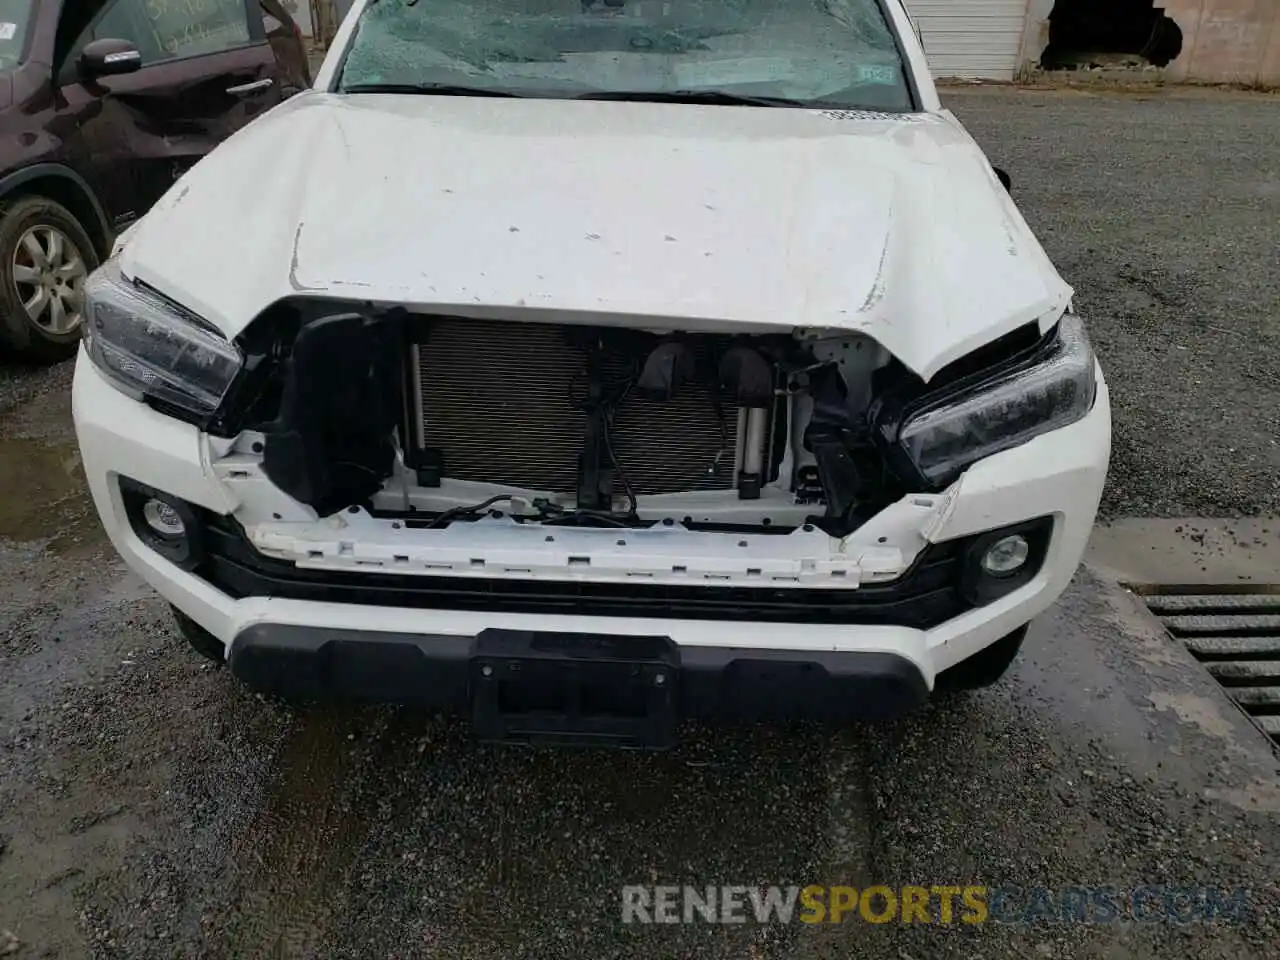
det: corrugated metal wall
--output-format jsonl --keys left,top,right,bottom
{"left": 904, "top": 0, "right": 1029, "bottom": 80}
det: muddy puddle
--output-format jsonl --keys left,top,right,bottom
{"left": 0, "top": 437, "right": 103, "bottom": 550}
{"left": 221, "top": 706, "right": 388, "bottom": 957}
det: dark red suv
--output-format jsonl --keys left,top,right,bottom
{"left": 0, "top": 0, "right": 310, "bottom": 361}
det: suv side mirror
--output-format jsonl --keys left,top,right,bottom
{"left": 79, "top": 38, "right": 143, "bottom": 79}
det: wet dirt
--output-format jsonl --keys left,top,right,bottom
{"left": 0, "top": 436, "right": 102, "bottom": 550}
{"left": 215, "top": 709, "right": 841, "bottom": 959}
{"left": 220, "top": 706, "right": 383, "bottom": 958}
{"left": 0, "top": 360, "right": 104, "bottom": 553}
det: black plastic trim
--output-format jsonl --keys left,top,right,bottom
{"left": 228, "top": 623, "right": 929, "bottom": 725}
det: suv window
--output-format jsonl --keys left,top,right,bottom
{"left": 92, "top": 0, "right": 252, "bottom": 64}
{"left": 0, "top": 0, "right": 34, "bottom": 69}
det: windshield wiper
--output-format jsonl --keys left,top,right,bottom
{"left": 576, "top": 89, "right": 806, "bottom": 107}
{"left": 341, "top": 82, "right": 522, "bottom": 98}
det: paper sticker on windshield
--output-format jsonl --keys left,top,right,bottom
{"left": 0, "top": 23, "right": 16, "bottom": 40}
{"left": 674, "top": 58, "right": 794, "bottom": 89}
{"left": 856, "top": 63, "right": 898, "bottom": 85}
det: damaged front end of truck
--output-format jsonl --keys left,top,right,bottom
{"left": 83, "top": 260, "right": 1097, "bottom": 633}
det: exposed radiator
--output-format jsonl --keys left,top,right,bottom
{"left": 411, "top": 318, "right": 740, "bottom": 496}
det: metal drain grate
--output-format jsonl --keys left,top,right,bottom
{"left": 1141, "top": 591, "right": 1280, "bottom": 745}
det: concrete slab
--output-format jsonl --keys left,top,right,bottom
{"left": 1086, "top": 518, "right": 1280, "bottom": 587}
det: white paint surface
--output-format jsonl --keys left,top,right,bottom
{"left": 121, "top": 93, "right": 1068, "bottom": 382}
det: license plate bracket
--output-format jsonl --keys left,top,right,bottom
{"left": 470, "top": 629, "right": 680, "bottom": 749}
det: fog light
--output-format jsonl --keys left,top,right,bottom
{"left": 142, "top": 499, "right": 186, "bottom": 539}
{"left": 118, "top": 478, "right": 204, "bottom": 570}
{"left": 960, "top": 518, "right": 1052, "bottom": 607}
{"left": 981, "top": 534, "right": 1030, "bottom": 576}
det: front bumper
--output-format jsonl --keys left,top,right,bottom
{"left": 73, "top": 347, "right": 1112, "bottom": 709}
{"left": 232, "top": 623, "right": 928, "bottom": 742}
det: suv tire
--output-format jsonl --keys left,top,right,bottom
{"left": 0, "top": 195, "right": 100, "bottom": 363}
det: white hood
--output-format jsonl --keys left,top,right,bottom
{"left": 122, "top": 92, "right": 1071, "bottom": 381}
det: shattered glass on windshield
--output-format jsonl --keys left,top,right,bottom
{"left": 338, "top": 0, "right": 911, "bottom": 109}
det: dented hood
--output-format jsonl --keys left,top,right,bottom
{"left": 121, "top": 92, "right": 1072, "bottom": 380}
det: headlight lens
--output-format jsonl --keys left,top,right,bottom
{"left": 895, "top": 314, "right": 1097, "bottom": 487}
{"left": 83, "top": 260, "right": 241, "bottom": 422}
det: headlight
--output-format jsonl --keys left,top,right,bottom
{"left": 887, "top": 315, "right": 1097, "bottom": 488}
{"left": 83, "top": 260, "right": 241, "bottom": 423}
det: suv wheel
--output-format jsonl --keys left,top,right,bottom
{"left": 0, "top": 196, "right": 100, "bottom": 362}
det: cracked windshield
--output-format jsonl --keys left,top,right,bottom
{"left": 339, "top": 0, "right": 913, "bottom": 108}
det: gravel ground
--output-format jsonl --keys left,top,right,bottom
{"left": 1, "top": 88, "right": 1280, "bottom": 960}
{"left": 946, "top": 87, "right": 1280, "bottom": 519}
{"left": 4, "top": 558, "right": 1280, "bottom": 959}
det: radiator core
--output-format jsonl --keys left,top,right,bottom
{"left": 411, "top": 318, "right": 740, "bottom": 496}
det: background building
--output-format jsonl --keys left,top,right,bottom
{"left": 906, "top": 0, "right": 1280, "bottom": 84}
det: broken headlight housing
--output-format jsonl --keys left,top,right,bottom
{"left": 876, "top": 314, "right": 1097, "bottom": 489}
{"left": 83, "top": 260, "right": 242, "bottom": 424}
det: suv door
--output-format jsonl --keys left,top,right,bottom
{"left": 56, "top": 0, "right": 285, "bottom": 226}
